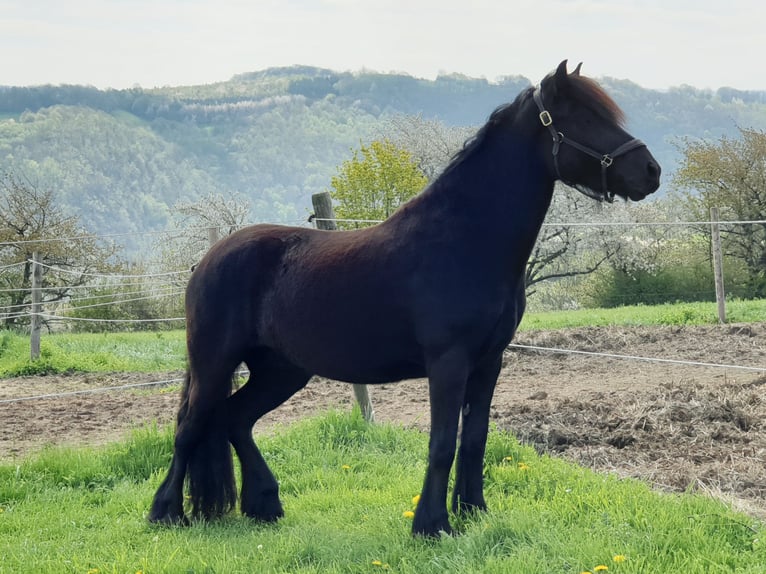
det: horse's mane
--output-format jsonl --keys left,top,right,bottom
{"left": 568, "top": 74, "right": 626, "bottom": 127}
{"left": 439, "top": 91, "right": 529, "bottom": 178}
{"left": 440, "top": 74, "right": 625, "bottom": 178}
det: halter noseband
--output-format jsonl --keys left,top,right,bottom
{"left": 532, "top": 85, "right": 645, "bottom": 202}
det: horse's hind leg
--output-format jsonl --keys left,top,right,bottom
{"left": 228, "top": 350, "right": 311, "bottom": 521}
{"left": 149, "top": 381, "right": 193, "bottom": 524}
{"left": 149, "top": 360, "right": 238, "bottom": 525}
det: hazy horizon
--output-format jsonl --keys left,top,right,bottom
{"left": 2, "top": 1, "right": 765, "bottom": 92}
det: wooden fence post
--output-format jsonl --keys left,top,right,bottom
{"left": 30, "top": 251, "right": 42, "bottom": 360}
{"left": 311, "top": 192, "right": 375, "bottom": 423}
{"left": 207, "top": 226, "right": 220, "bottom": 249}
{"left": 710, "top": 207, "right": 726, "bottom": 324}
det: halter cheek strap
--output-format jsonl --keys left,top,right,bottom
{"left": 533, "top": 86, "right": 645, "bottom": 202}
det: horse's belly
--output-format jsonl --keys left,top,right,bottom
{"left": 284, "top": 333, "right": 426, "bottom": 384}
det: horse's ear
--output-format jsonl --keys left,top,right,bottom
{"left": 548, "top": 60, "right": 570, "bottom": 97}
{"left": 572, "top": 62, "right": 583, "bottom": 76}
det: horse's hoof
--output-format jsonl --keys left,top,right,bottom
{"left": 242, "top": 496, "right": 284, "bottom": 523}
{"left": 411, "top": 514, "right": 453, "bottom": 538}
{"left": 148, "top": 512, "right": 189, "bottom": 527}
{"left": 148, "top": 500, "right": 189, "bottom": 526}
{"left": 453, "top": 499, "right": 487, "bottom": 516}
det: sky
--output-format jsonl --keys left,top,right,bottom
{"left": 2, "top": 0, "right": 765, "bottom": 91}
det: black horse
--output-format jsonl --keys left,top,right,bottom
{"left": 149, "top": 61, "right": 660, "bottom": 537}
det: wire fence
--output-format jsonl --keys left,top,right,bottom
{"left": 1, "top": 216, "right": 764, "bottom": 324}
{"left": 1, "top": 340, "right": 763, "bottom": 407}
{"left": 0, "top": 217, "right": 764, "bottom": 410}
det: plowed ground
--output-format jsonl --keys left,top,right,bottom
{"left": 2, "top": 324, "right": 764, "bottom": 515}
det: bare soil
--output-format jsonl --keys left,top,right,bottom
{"left": 1, "top": 324, "right": 764, "bottom": 515}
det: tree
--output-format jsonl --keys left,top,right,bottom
{"left": 673, "top": 127, "right": 766, "bottom": 296}
{"left": 156, "top": 191, "right": 252, "bottom": 273}
{"left": 328, "top": 139, "right": 428, "bottom": 225}
{"left": 384, "top": 114, "right": 474, "bottom": 182}
{"left": 526, "top": 188, "right": 618, "bottom": 293}
{"left": 0, "top": 172, "right": 119, "bottom": 329}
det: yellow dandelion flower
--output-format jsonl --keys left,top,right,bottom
{"left": 371, "top": 560, "right": 383, "bottom": 566}
{"left": 341, "top": 464, "right": 351, "bottom": 470}
{"left": 503, "top": 456, "right": 514, "bottom": 461}
{"left": 87, "top": 569, "right": 100, "bottom": 574}
{"left": 411, "top": 494, "right": 421, "bottom": 506}
{"left": 518, "top": 462, "right": 530, "bottom": 471}
{"left": 613, "top": 555, "right": 626, "bottom": 563}
{"left": 402, "top": 510, "right": 415, "bottom": 519}
{"left": 594, "top": 566, "right": 609, "bottom": 572}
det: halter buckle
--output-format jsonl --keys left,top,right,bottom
{"left": 539, "top": 110, "right": 553, "bottom": 127}
{"left": 600, "top": 154, "right": 613, "bottom": 167}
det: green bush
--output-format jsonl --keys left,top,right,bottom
{"left": 579, "top": 261, "right": 741, "bottom": 308}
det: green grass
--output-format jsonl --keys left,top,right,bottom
{"left": 0, "top": 330, "right": 186, "bottom": 377}
{"left": 0, "top": 298, "right": 764, "bottom": 377}
{"left": 518, "top": 298, "right": 766, "bottom": 331}
{"left": 0, "top": 410, "right": 763, "bottom": 573}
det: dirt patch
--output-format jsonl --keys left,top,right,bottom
{"left": 1, "top": 323, "right": 764, "bottom": 515}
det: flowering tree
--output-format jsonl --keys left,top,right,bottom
{"left": 0, "top": 172, "right": 117, "bottom": 329}
{"left": 384, "top": 114, "right": 474, "bottom": 182}
{"left": 156, "top": 191, "right": 252, "bottom": 273}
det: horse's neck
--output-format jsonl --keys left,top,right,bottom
{"left": 425, "top": 133, "right": 555, "bottom": 271}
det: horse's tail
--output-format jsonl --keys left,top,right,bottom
{"left": 178, "top": 368, "right": 237, "bottom": 520}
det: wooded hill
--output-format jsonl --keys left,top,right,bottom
{"left": 2, "top": 66, "right": 766, "bottom": 254}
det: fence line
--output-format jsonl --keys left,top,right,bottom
{"left": 545, "top": 219, "right": 766, "bottom": 228}
{"left": 0, "top": 278, "right": 182, "bottom": 294}
{"left": 53, "top": 290, "right": 186, "bottom": 312}
{"left": 1, "top": 341, "right": 763, "bottom": 406}
{"left": 34, "top": 313, "right": 185, "bottom": 324}
{"left": 2, "top": 214, "right": 763, "bottom": 413}
{"left": 0, "top": 301, "right": 32, "bottom": 312}
{"left": 507, "top": 343, "right": 766, "bottom": 373}
{"left": 1, "top": 285, "right": 183, "bottom": 313}
{"left": 0, "top": 218, "right": 312, "bottom": 248}
{"left": 0, "top": 284, "right": 722, "bottom": 307}
{"left": 29, "top": 260, "right": 190, "bottom": 279}
{"left": 311, "top": 217, "right": 766, "bottom": 227}
{"left": 0, "top": 376, "right": 186, "bottom": 405}
{"left": 1, "top": 310, "right": 33, "bottom": 320}
{"left": 1, "top": 217, "right": 765, "bottom": 248}
{"left": 63, "top": 285, "right": 183, "bottom": 304}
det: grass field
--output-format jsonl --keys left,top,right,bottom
{"left": 518, "top": 298, "right": 766, "bottom": 330}
{"left": 1, "top": 299, "right": 764, "bottom": 378}
{"left": 0, "top": 410, "right": 763, "bottom": 573}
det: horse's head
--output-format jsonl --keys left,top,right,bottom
{"left": 534, "top": 60, "right": 660, "bottom": 202}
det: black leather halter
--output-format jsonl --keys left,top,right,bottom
{"left": 533, "top": 85, "right": 646, "bottom": 202}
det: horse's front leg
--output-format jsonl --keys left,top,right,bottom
{"left": 452, "top": 353, "right": 502, "bottom": 515}
{"left": 412, "top": 348, "right": 470, "bottom": 537}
